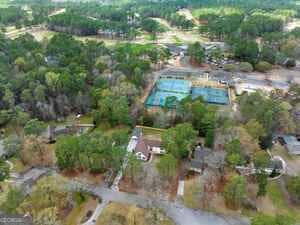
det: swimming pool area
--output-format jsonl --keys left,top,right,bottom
{"left": 146, "top": 78, "right": 230, "bottom": 108}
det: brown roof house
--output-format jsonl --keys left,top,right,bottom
{"left": 130, "top": 126, "right": 166, "bottom": 161}
{"left": 135, "top": 136, "right": 151, "bottom": 161}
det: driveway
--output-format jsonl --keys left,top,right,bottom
{"left": 69, "top": 180, "right": 250, "bottom": 225}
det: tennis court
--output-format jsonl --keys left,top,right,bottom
{"left": 156, "top": 79, "right": 192, "bottom": 93}
{"left": 192, "top": 87, "right": 229, "bottom": 105}
{"left": 146, "top": 90, "right": 189, "bottom": 107}
{"left": 146, "top": 78, "right": 192, "bottom": 108}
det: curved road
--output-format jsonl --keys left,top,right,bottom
{"left": 69, "top": 180, "right": 250, "bottom": 225}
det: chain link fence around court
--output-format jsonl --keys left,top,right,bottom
{"left": 146, "top": 79, "right": 191, "bottom": 108}
{"left": 146, "top": 78, "right": 230, "bottom": 108}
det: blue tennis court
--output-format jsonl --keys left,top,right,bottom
{"left": 146, "top": 90, "right": 189, "bottom": 107}
{"left": 146, "top": 78, "right": 192, "bottom": 108}
{"left": 192, "top": 87, "right": 229, "bottom": 105}
{"left": 156, "top": 79, "right": 191, "bottom": 93}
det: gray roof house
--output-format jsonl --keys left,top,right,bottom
{"left": 189, "top": 146, "right": 211, "bottom": 173}
{"left": 277, "top": 135, "right": 300, "bottom": 155}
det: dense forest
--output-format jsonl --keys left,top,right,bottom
{"left": 0, "top": 32, "right": 169, "bottom": 125}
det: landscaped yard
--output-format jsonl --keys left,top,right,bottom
{"left": 139, "top": 126, "right": 165, "bottom": 140}
{"left": 96, "top": 202, "right": 175, "bottom": 225}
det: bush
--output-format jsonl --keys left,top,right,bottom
{"left": 255, "top": 61, "right": 272, "bottom": 72}
{"left": 223, "top": 64, "right": 237, "bottom": 72}
{"left": 73, "top": 191, "right": 87, "bottom": 206}
{"left": 239, "top": 62, "right": 253, "bottom": 72}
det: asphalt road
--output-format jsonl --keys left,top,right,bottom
{"left": 69, "top": 180, "right": 250, "bottom": 225}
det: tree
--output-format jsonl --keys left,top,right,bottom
{"left": 238, "top": 92, "right": 281, "bottom": 149}
{"left": 11, "top": 106, "right": 30, "bottom": 134}
{"left": 224, "top": 64, "right": 237, "bottom": 72}
{"left": 156, "top": 154, "right": 177, "bottom": 179}
{"left": 24, "top": 119, "right": 46, "bottom": 136}
{"left": 256, "top": 172, "right": 268, "bottom": 197}
{"left": 3, "top": 135, "right": 22, "bottom": 157}
{"left": 141, "top": 18, "right": 161, "bottom": 41}
{"left": 205, "top": 129, "right": 214, "bottom": 148}
{"left": 224, "top": 139, "right": 245, "bottom": 167}
{"left": 244, "top": 119, "right": 265, "bottom": 140}
{"left": 21, "top": 136, "right": 49, "bottom": 166}
{"left": 162, "top": 123, "right": 197, "bottom": 159}
{"left": 255, "top": 61, "right": 272, "bottom": 72}
{"left": 0, "top": 187, "right": 24, "bottom": 214}
{"left": 3, "top": 88, "right": 15, "bottom": 109}
{"left": 223, "top": 175, "right": 246, "bottom": 209}
{"left": 164, "top": 96, "right": 178, "bottom": 109}
{"left": 253, "top": 151, "right": 270, "bottom": 169}
{"left": 0, "top": 110, "right": 11, "bottom": 126}
{"left": 187, "top": 42, "right": 205, "bottom": 64}
{"left": 55, "top": 135, "right": 79, "bottom": 170}
{"left": 18, "top": 176, "right": 69, "bottom": 224}
{"left": 233, "top": 39, "right": 259, "bottom": 64}
{"left": 112, "top": 129, "right": 129, "bottom": 146}
{"left": 239, "top": 62, "right": 254, "bottom": 72}
{"left": 0, "top": 159, "right": 9, "bottom": 181}
{"left": 126, "top": 153, "right": 142, "bottom": 183}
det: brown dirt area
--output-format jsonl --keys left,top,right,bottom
{"left": 61, "top": 169, "right": 105, "bottom": 185}
{"left": 64, "top": 196, "right": 98, "bottom": 225}
{"left": 96, "top": 202, "right": 175, "bottom": 225}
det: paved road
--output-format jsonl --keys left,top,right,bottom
{"left": 69, "top": 181, "right": 250, "bottom": 225}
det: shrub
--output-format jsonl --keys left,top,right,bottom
{"left": 255, "top": 61, "right": 272, "bottom": 72}
{"left": 73, "top": 191, "right": 87, "bottom": 206}
{"left": 223, "top": 64, "right": 237, "bottom": 72}
{"left": 239, "top": 62, "right": 253, "bottom": 72}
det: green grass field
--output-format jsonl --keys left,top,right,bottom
{"left": 0, "top": 0, "right": 9, "bottom": 8}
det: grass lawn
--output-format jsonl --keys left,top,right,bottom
{"left": 78, "top": 114, "right": 93, "bottom": 124}
{"left": 96, "top": 202, "right": 175, "bottom": 225}
{"left": 138, "top": 126, "right": 165, "bottom": 139}
{"left": 64, "top": 196, "right": 98, "bottom": 225}
{"left": 183, "top": 176, "right": 201, "bottom": 209}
